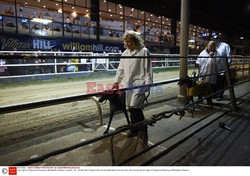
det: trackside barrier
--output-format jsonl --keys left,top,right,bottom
{"left": 0, "top": 51, "right": 94, "bottom": 77}
{"left": 0, "top": 51, "right": 249, "bottom": 78}
{"left": 0, "top": 51, "right": 198, "bottom": 78}
{"left": 1, "top": 54, "right": 250, "bottom": 166}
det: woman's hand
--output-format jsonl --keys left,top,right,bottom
{"left": 209, "top": 52, "right": 214, "bottom": 57}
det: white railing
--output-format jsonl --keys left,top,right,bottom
{"left": 1, "top": 51, "right": 246, "bottom": 79}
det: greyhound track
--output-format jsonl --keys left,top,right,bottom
{"left": 0, "top": 71, "right": 181, "bottom": 147}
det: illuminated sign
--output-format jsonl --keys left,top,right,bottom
{"left": 0, "top": 34, "right": 123, "bottom": 52}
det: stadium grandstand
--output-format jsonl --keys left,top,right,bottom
{"left": 0, "top": 0, "right": 249, "bottom": 80}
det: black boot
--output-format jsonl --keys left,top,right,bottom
{"left": 127, "top": 108, "right": 138, "bottom": 137}
{"left": 127, "top": 108, "right": 145, "bottom": 138}
{"left": 137, "top": 108, "right": 145, "bottom": 122}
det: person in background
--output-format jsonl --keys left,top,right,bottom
{"left": 57, "top": 49, "right": 67, "bottom": 73}
{"left": 133, "top": 25, "right": 141, "bottom": 32}
{"left": 109, "top": 29, "right": 114, "bottom": 37}
{"left": 67, "top": 57, "right": 79, "bottom": 72}
{"left": 44, "top": 49, "right": 55, "bottom": 73}
{"left": 113, "top": 30, "right": 153, "bottom": 137}
{"left": 32, "top": 59, "right": 44, "bottom": 74}
{"left": 6, "top": 21, "right": 15, "bottom": 27}
{"left": 66, "top": 48, "right": 79, "bottom": 72}
{"left": 7, "top": 48, "right": 26, "bottom": 75}
{"left": 213, "top": 35, "right": 232, "bottom": 101}
{"left": 0, "top": 58, "right": 8, "bottom": 76}
{"left": 5, "top": 7, "right": 14, "bottom": 16}
{"left": 196, "top": 41, "right": 220, "bottom": 104}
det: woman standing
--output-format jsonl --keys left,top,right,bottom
{"left": 113, "top": 30, "right": 153, "bottom": 137}
{"left": 196, "top": 41, "right": 220, "bottom": 102}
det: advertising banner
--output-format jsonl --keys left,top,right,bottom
{"left": 0, "top": 34, "right": 124, "bottom": 53}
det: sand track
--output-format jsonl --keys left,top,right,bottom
{"left": 0, "top": 71, "right": 181, "bottom": 146}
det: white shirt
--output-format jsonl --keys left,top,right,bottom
{"left": 115, "top": 47, "right": 153, "bottom": 85}
{"left": 216, "top": 42, "right": 231, "bottom": 74}
{"left": 196, "top": 49, "right": 219, "bottom": 84}
{"left": 115, "top": 47, "right": 153, "bottom": 109}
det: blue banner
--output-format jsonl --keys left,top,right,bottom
{"left": 0, "top": 34, "right": 124, "bottom": 53}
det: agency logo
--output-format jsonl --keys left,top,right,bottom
{"left": 8, "top": 167, "right": 17, "bottom": 175}
{"left": 86, "top": 82, "right": 163, "bottom": 95}
{"left": 2, "top": 168, "right": 8, "bottom": 174}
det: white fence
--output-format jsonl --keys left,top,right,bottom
{"left": 3, "top": 51, "right": 248, "bottom": 78}
{"left": 0, "top": 51, "right": 199, "bottom": 78}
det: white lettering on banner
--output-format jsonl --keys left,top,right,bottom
{"left": 91, "top": 44, "right": 120, "bottom": 53}
{"left": 33, "top": 38, "right": 57, "bottom": 50}
{"left": 61, "top": 42, "right": 121, "bottom": 52}
{"left": 104, "top": 46, "right": 120, "bottom": 52}
{"left": 92, "top": 44, "right": 104, "bottom": 52}
{"left": 0, "top": 37, "right": 32, "bottom": 49}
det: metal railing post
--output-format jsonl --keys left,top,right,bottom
{"left": 54, "top": 58, "right": 57, "bottom": 73}
{"left": 248, "top": 57, "right": 250, "bottom": 76}
{"left": 106, "top": 55, "right": 109, "bottom": 71}
{"left": 177, "top": 0, "right": 190, "bottom": 104}
{"left": 91, "top": 53, "right": 95, "bottom": 72}
{"left": 224, "top": 57, "right": 237, "bottom": 112}
{"left": 242, "top": 57, "right": 245, "bottom": 79}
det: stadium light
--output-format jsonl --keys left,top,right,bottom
{"left": 31, "top": 18, "right": 52, "bottom": 24}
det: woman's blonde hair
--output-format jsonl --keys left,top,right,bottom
{"left": 122, "top": 30, "right": 145, "bottom": 49}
